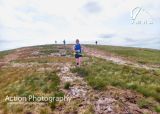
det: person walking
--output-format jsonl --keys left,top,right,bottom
{"left": 73, "top": 39, "right": 82, "bottom": 67}
{"left": 63, "top": 40, "right": 66, "bottom": 46}
{"left": 55, "top": 40, "right": 57, "bottom": 44}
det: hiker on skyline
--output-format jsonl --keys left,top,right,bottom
{"left": 63, "top": 40, "right": 66, "bottom": 46}
{"left": 55, "top": 40, "right": 57, "bottom": 44}
{"left": 95, "top": 41, "right": 98, "bottom": 45}
{"left": 73, "top": 39, "right": 82, "bottom": 67}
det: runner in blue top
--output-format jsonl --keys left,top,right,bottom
{"left": 74, "top": 39, "right": 82, "bottom": 66}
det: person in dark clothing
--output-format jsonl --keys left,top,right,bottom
{"left": 95, "top": 41, "right": 98, "bottom": 45}
{"left": 63, "top": 40, "right": 66, "bottom": 46}
{"left": 55, "top": 40, "right": 57, "bottom": 44}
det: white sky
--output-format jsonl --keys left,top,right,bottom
{"left": 0, "top": 0, "right": 160, "bottom": 50}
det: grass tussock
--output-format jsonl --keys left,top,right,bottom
{"left": 64, "top": 82, "right": 71, "bottom": 90}
{"left": 137, "top": 98, "right": 151, "bottom": 109}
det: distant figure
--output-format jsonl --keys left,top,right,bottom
{"left": 95, "top": 41, "right": 98, "bottom": 45}
{"left": 55, "top": 40, "right": 57, "bottom": 44}
{"left": 63, "top": 40, "right": 66, "bottom": 46}
{"left": 73, "top": 39, "right": 82, "bottom": 67}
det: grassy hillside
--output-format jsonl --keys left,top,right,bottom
{"left": 86, "top": 45, "right": 160, "bottom": 65}
{"left": 0, "top": 44, "right": 160, "bottom": 113}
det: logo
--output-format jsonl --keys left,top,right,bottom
{"left": 131, "top": 7, "right": 154, "bottom": 24}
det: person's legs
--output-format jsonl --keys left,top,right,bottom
{"left": 75, "top": 54, "right": 79, "bottom": 66}
{"left": 75, "top": 54, "right": 82, "bottom": 67}
{"left": 76, "top": 58, "right": 79, "bottom": 66}
{"left": 78, "top": 57, "right": 82, "bottom": 66}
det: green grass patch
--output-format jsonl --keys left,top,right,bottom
{"left": 137, "top": 98, "right": 151, "bottom": 109}
{"left": 0, "top": 67, "right": 61, "bottom": 113}
{"left": 71, "top": 67, "right": 89, "bottom": 77}
{"left": 23, "top": 71, "right": 60, "bottom": 94}
{"left": 155, "top": 105, "right": 160, "bottom": 112}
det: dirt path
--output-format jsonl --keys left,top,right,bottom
{"left": 84, "top": 47, "right": 159, "bottom": 70}
{"left": 56, "top": 63, "right": 94, "bottom": 113}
